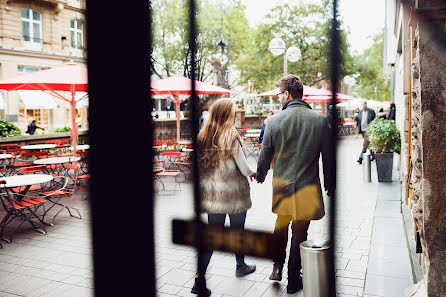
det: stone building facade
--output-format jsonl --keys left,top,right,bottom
{"left": 386, "top": 1, "right": 446, "bottom": 296}
{"left": 0, "top": 0, "right": 87, "bottom": 132}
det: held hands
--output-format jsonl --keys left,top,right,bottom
{"left": 249, "top": 172, "right": 263, "bottom": 184}
{"left": 249, "top": 172, "right": 256, "bottom": 182}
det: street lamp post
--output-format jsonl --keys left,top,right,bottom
{"left": 268, "top": 37, "right": 301, "bottom": 76}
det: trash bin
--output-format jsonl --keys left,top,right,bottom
{"left": 363, "top": 151, "right": 371, "bottom": 182}
{"left": 300, "top": 239, "right": 332, "bottom": 297}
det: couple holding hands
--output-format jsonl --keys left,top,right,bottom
{"left": 192, "top": 74, "right": 335, "bottom": 296}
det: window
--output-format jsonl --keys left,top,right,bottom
{"left": 68, "top": 0, "right": 81, "bottom": 9}
{"left": 18, "top": 66, "right": 41, "bottom": 75}
{"left": 21, "top": 8, "right": 42, "bottom": 51}
{"left": 70, "top": 20, "right": 84, "bottom": 57}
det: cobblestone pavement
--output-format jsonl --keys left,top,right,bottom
{"left": 0, "top": 136, "right": 412, "bottom": 297}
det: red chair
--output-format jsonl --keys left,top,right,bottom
{"left": 155, "top": 170, "right": 181, "bottom": 194}
{"left": 160, "top": 151, "right": 182, "bottom": 169}
{"left": 0, "top": 144, "right": 19, "bottom": 149}
{"left": 0, "top": 180, "right": 48, "bottom": 244}
{"left": 37, "top": 163, "right": 81, "bottom": 224}
{"left": 45, "top": 140, "right": 61, "bottom": 145}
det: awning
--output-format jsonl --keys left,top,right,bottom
{"left": 0, "top": 93, "right": 5, "bottom": 109}
{"left": 56, "top": 91, "right": 88, "bottom": 108}
{"left": 17, "top": 90, "right": 57, "bottom": 109}
{"left": 74, "top": 91, "right": 88, "bottom": 108}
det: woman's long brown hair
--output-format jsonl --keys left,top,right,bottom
{"left": 197, "top": 98, "right": 238, "bottom": 168}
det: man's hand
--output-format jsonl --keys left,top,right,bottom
{"left": 249, "top": 172, "right": 257, "bottom": 182}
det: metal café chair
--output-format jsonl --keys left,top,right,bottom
{"left": 37, "top": 163, "right": 81, "bottom": 224}
{"left": 0, "top": 180, "right": 48, "bottom": 245}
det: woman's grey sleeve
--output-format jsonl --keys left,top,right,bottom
{"left": 233, "top": 143, "right": 255, "bottom": 177}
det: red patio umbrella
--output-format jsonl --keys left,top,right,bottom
{"left": 256, "top": 86, "right": 352, "bottom": 114}
{"left": 0, "top": 63, "right": 88, "bottom": 156}
{"left": 256, "top": 86, "right": 348, "bottom": 100}
{"left": 151, "top": 75, "right": 231, "bottom": 142}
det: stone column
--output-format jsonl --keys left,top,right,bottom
{"left": 236, "top": 101, "right": 245, "bottom": 129}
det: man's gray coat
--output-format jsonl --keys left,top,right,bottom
{"left": 256, "top": 100, "right": 335, "bottom": 220}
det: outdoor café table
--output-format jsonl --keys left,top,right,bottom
{"left": 34, "top": 156, "right": 80, "bottom": 165}
{"left": 0, "top": 174, "right": 54, "bottom": 240}
{"left": 246, "top": 129, "right": 261, "bottom": 134}
{"left": 21, "top": 144, "right": 57, "bottom": 150}
{"left": 69, "top": 144, "right": 90, "bottom": 151}
{"left": 178, "top": 140, "right": 193, "bottom": 145}
{"left": 34, "top": 156, "right": 81, "bottom": 175}
{"left": 244, "top": 133, "right": 260, "bottom": 138}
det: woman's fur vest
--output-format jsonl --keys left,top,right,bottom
{"left": 199, "top": 133, "right": 251, "bottom": 214}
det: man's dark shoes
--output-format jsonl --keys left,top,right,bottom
{"left": 357, "top": 158, "right": 362, "bottom": 164}
{"left": 235, "top": 263, "right": 256, "bottom": 277}
{"left": 269, "top": 263, "right": 283, "bottom": 281}
{"left": 191, "top": 277, "right": 211, "bottom": 296}
{"left": 287, "top": 276, "right": 303, "bottom": 294}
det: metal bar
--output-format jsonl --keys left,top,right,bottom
{"left": 406, "top": 27, "right": 413, "bottom": 205}
{"left": 187, "top": 1, "right": 206, "bottom": 296}
{"left": 328, "top": 0, "right": 340, "bottom": 295}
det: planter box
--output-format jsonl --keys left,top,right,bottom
{"left": 375, "top": 152, "right": 394, "bottom": 182}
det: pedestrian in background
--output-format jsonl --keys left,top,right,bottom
{"left": 253, "top": 74, "right": 335, "bottom": 294}
{"left": 258, "top": 110, "right": 274, "bottom": 144}
{"left": 377, "top": 108, "right": 387, "bottom": 119}
{"left": 353, "top": 108, "right": 360, "bottom": 138}
{"left": 387, "top": 101, "right": 396, "bottom": 121}
{"left": 356, "top": 101, "right": 376, "bottom": 164}
{"left": 25, "top": 120, "right": 44, "bottom": 135}
{"left": 192, "top": 98, "right": 256, "bottom": 296}
{"left": 199, "top": 109, "right": 209, "bottom": 129}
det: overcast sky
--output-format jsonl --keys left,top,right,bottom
{"left": 242, "top": 0, "right": 386, "bottom": 54}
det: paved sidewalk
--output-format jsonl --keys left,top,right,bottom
{"left": 154, "top": 136, "right": 413, "bottom": 297}
{"left": 0, "top": 136, "right": 413, "bottom": 297}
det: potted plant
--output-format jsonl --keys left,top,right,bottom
{"left": 367, "top": 117, "right": 401, "bottom": 182}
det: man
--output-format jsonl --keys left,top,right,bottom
{"left": 356, "top": 101, "right": 376, "bottom": 164}
{"left": 26, "top": 120, "right": 44, "bottom": 135}
{"left": 251, "top": 74, "right": 335, "bottom": 294}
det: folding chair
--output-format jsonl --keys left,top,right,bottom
{"left": 75, "top": 150, "right": 89, "bottom": 174}
{"left": 173, "top": 161, "right": 193, "bottom": 181}
{"left": 0, "top": 180, "right": 47, "bottom": 244}
{"left": 160, "top": 151, "right": 182, "bottom": 170}
{"left": 37, "top": 163, "right": 81, "bottom": 224}
{"left": 0, "top": 144, "right": 19, "bottom": 149}
{"left": 155, "top": 170, "right": 181, "bottom": 194}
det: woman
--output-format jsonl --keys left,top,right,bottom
{"left": 191, "top": 98, "right": 256, "bottom": 296}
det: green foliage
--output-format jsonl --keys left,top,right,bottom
{"left": 367, "top": 118, "right": 401, "bottom": 153}
{"left": 0, "top": 119, "right": 21, "bottom": 137}
{"left": 235, "top": 2, "right": 355, "bottom": 92}
{"left": 151, "top": 0, "right": 252, "bottom": 82}
{"left": 353, "top": 30, "right": 391, "bottom": 100}
{"left": 51, "top": 126, "right": 71, "bottom": 133}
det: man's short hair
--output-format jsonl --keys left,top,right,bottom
{"left": 276, "top": 74, "right": 304, "bottom": 100}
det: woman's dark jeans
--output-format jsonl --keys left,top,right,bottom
{"left": 197, "top": 211, "right": 247, "bottom": 274}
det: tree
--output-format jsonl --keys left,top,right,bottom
{"left": 234, "top": 2, "right": 354, "bottom": 92}
{"left": 151, "top": 0, "right": 252, "bottom": 85}
{"left": 353, "top": 30, "right": 391, "bottom": 101}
